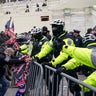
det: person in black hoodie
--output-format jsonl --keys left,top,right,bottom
{"left": 0, "top": 47, "right": 32, "bottom": 96}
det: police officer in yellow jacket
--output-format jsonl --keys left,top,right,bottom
{"left": 20, "top": 27, "right": 50, "bottom": 96}
{"left": 49, "top": 33, "right": 82, "bottom": 96}
{"left": 80, "top": 33, "right": 96, "bottom": 76}
{"left": 36, "top": 19, "right": 75, "bottom": 61}
{"left": 55, "top": 33, "right": 96, "bottom": 73}
{"left": 56, "top": 42, "right": 96, "bottom": 96}
{"left": 31, "top": 27, "right": 50, "bottom": 59}
{"left": 35, "top": 19, "right": 79, "bottom": 96}
{"left": 56, "top": 32, "right": 96, "bottom": 95}
{"left": 62, "top": 33, "right": 96, "bottom": 73}
{"left": 20, "top": 44, "right": 29, "bottom": 55}
{"left": 20, "top": 27, "right": 49, "bottom": 57}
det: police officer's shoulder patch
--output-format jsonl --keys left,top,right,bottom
{"left": 67, "top": 39, "right": 73, "bottom": 45}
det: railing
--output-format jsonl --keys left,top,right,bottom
{"left": 44, "top": 65, "right": 96, "bottom": 96}
{"left": 25, "top": 61, "right": 43, "bottom": 96}
{"left": 11, "top": 61, "right": 96, "bottom": 96}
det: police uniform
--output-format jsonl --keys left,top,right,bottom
{"left": 61, "top": 45, "right": 96, "bottom": 93}
{"left": 73, "top": 29, "right": 83, "bottom": 47}
{"left": 36, "top": 19, "right": 81, "bottom": 96}
{"left": 21, "top": 27, "right": 50, "bottom": 96}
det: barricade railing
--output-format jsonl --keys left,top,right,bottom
{"left": 11, "top": 62, "right": 96, "bottom": 96}
{"left": 25, "top": 61, "right": 43, "bottom": 96}
{"left": 44, "top": 65, "right": 96, "bottom": 96}
{"left": 10, "top": 61, "right": 44, "bottom": 96}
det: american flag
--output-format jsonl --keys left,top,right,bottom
{"left": 5, "top": 17, "right": 20, "bottom": 50}
{"left": 15, "top": 55, "right": 31, "bottom": 96}
{"left": 15, "top": 74, "right": 26, "bottom": 96}
{"left": 5, "top": 17, "right": 15, "bottom": 37}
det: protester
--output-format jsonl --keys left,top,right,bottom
{"left": 0, "top": 47, "right": 31, "bottom": 96}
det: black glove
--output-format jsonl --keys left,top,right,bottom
{"left": 56, "top": 66, "right": 66, "bottom": 74}
{"left": 33, "top": 57, "right": 40, "bottom": 63}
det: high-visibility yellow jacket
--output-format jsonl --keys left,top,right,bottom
{"left": 62, "top": 45, "right": 96, "bottom": 92}
{"left": 20, "top": 44, "right": 28, "bottom": 55}
{"left": 36, "top": 36, "right": 75, "bottom": 62}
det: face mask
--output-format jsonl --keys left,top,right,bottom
{"left": 34, "top": 32, "right": 42, "bottom": 39}
{"left": 53, "top": 30, "right": 59, "bottom": 37}
{"left": 42, "top": 31, "right": 47, "bottom": 36}
{"left": 52, "top": 25, "right": 58, "bottom": 37}
{"left": 52, "top": 25, "right": 64, "bottom": 37}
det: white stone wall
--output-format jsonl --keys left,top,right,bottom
{"left": 0, "top": 11, "right": 52, "bottom": 34}
{"left": 0, "top": 0, "right": 96, "bottom": 36}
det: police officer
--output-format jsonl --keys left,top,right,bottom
{"left": 20, "top": 27, "right": 50, "bottom": 57}
{"left": 72, "top": 29, "right": 83, "bottom": 47}
{"left": 21, "top": 27, "right": 51, "bottom": 96}
{"left": 31, "top": 27, "right": 50, "bottom": 58}
{"left": 56, "top": 32, "right": 96, "bottom": 95}
{"left": 56, "top": 42, "right": 96, "bottom": 96}
{"left": 36, "top": 19, "right": 74, "bottom": 60}
{"left": 42, "top": 26, "right": 51, "bottom": 40}
{"left": 82, "top": 32, "right": 96, "bottom": 48}
{"left": 78, "top": 32, "right": 96, "bottom": 76}
{"left": 35, "top": 19, "right": 81, "bottom": 96}
{"left": 50, "top": 32, "right": 82, "bottom": 96}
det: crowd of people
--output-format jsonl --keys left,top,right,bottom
{"left": 0, "top": 18, "right": 96, "bottom": 96}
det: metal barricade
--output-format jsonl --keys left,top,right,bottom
{"left": 10, "top": 61, "right": 43, "bottom": 96}
{"left": 25, "top": 61, "right": 43, "bottom": 96}
{"left": 43, "top": 65, "right": 96, "bottom": 96}
{"left": 11, "top": 62, "right": 96, "bottom": 96}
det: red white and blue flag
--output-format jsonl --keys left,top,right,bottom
{"left": 15, "top": 74, "right": 26, "bottom": 96}
{"left": 14, "top": 55, "right": 31, "bottom": 96}
{"left": 5, "top": 17, "right": 20, "bottom": 50}
{"left": 5, "top": 17, "right": 15, "bottom": 37}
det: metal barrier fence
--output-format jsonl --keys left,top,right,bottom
{"left": 10, "top": 61, "right": 44, "bottom": 96}
{"left": 44, "top": 65, "right": 96, "bottom": 96}
{"left": 25, "top": 61, "right": 43, "bottom": 96}
{"left": 11, "top": 61, "right": 96, "bottom": 96}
